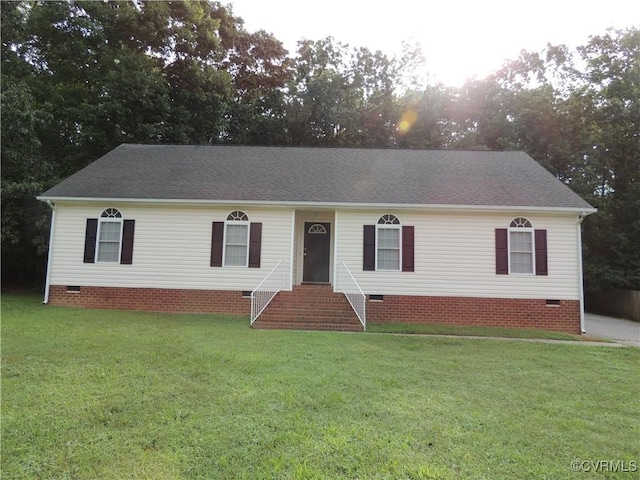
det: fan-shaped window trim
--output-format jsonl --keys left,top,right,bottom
{"left": 510, "top": 217, "right": 532, "bottom": 228}
{"left": 377, "top": 214, "right": 400, "bottom": 225}
{"left": 227, "top": 210, "right": 249, "bottom": 222}
{"left": 308, "top": 223, "right": 327, "bottom": 234}
{"left": 101, "top": 208, "right": 122, "bottom": 219}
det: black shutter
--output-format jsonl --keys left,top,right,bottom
{"left": 248, "top": 222, "right": 262, "bottom": 268}
{"left": 83, "top": 219, "right": 98, "bottom": 263}
{"left": 120, "top": 220, "right": 135, "bottom": 264}
{"left": 495, "top": 228, "right": 508, "bottom": 274}
{"left": 402, "top": 225, "right": 415, "bottom": 272}
{"left": 211, "top": 222, "right": 224, "bottom": 267}
{"left": 363, "top": 225, "right": 376, "bottom": 271}
{"left": 535, "top": 229, "right": 548, "bottom": 276}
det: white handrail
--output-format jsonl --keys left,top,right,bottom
{"left": 339, "top": 262, "right": 366, "bottom": 330}
{"left": 250, "top": 261, "right": 284, "bottom": 324}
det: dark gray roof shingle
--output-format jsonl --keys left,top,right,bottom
{"left": 40, "top": 144, "right": 594, "bottom": 210}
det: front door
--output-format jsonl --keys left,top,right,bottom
{"left": 303, "top": 222, "right": 331, "bottom": 283}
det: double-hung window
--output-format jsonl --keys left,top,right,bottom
{"left": 96, "top": 208, "right": 123, "bottom": 262}
{"left": 376, "top": 214, "right": 401, "bottom": 271}
{"left": 508, "top": 217, "right": 534, "bottom": 274}
{"left": 224, "top": 211, "right": 250, "bottom": 266}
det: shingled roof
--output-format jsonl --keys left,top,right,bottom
{"left": 40, "top": 144, "right": 594, "bottom": 211}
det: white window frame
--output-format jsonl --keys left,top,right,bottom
{"left": 375, "top": 214, "right": 401, "bottom": 271}
{"left": 223, "top": 211, "right": 250, "bottom": 267}
{"left": 508, "top": 217, "right": 535, "bottom": 275}
{"left": 96, "top": 208, "right": 123, "bottom": 263}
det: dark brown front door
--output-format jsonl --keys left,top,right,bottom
{"left": 303, "top": 222, "right": 331, "bottom": 283}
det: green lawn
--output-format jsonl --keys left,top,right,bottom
{"left": 367, "top": 322, "right": 591, "bottom": 340}
{"left": 2, "top": 294, "right": 639, "bottom": 479}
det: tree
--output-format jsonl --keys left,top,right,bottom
{"left": 577, "top": 28, "right": 640, "bottom": 291}
{"left": 1, "top": 2, "right": 53, "bottom": 285}
{"left": 284, "top": 38, "right": 403, "bottom": 146}
{"left": 222, "top": 29, "right": 292, "bottom": 144}
{"left": 394, "top": 83, "right": 453, "bottom": 149}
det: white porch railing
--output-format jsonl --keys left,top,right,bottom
{"left": 339, "top": 262, "right": 366, "bottom": 331}
{"left": 250, "top": 261, "right": 285, "bottom": 325}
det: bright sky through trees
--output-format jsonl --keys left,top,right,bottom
{"left": 229, "top": 0, "right": 640, "bottom": 86}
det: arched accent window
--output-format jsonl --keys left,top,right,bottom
{"left": 97, "top": 208, "right": 124, "bottom": 262}
{"left": 101, "top": 208, "right": 122, "bottom": 219}
{"left": 224, "top": 211, "right": 250, "bottom": 266}
{"left": 378, "top": 214, "right": 400, "bottom": 225}
{"left": 308, "top": 223, "right": 327, "bottom": 234}
{"left": 508, "top": 217, "right": 534, "bottom": 274}
{"left": 376, "top": 214, "right": 401, "bottom": 270}
{"left": 227, "top": 210, "right": 249, "bottom": 221}
{"left": 510, "top": 217, "right": 532, "bottom": 228}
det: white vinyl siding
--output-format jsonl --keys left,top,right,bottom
{"left": 49, "top": 203, "right": 293, "bottom": 291}
{"left": 49, "top": 202, "right": 581, "bottom": 300}
{"left": 335, "top": 209, "right": 581, "bottom": 300}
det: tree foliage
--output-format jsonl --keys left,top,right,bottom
{"left": 1, "top": 1, "right": 637, "bottom": 291}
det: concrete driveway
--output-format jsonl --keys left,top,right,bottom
{"left": 585, "top": 313, "right": 640, "bottom": 347}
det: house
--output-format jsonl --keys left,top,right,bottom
{"left": 38, "top": 144, "right": 596, "bottom": 333}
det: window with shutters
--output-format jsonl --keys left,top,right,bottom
{"left": 508, "top": 217, "right": 534, "bottom": 274}
{"left": 224, "top": 211, "right": 249, "bottom": 266}
{"left": 96, "top": 208, "right": 123, "bottom": 262}
{"left": 84, "top": 210, "right": 135, "bottom": 265}
{"left": 376, "top": 214, "right": 401, "bottom": 271}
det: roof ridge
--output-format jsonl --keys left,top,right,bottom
{"left": 118, "top": 143, "right": 523, "bottom": 154}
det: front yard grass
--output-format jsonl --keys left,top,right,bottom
{"left": 367, "top": 322, "right": 596, "bottom": 340}
{"left": 2, "top": 294, "right": 639, "bottom": 479}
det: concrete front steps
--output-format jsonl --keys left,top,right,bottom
{"left": 252, "top": 284, "right": 364, "bottom": 332}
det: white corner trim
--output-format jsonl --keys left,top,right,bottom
{"left": 43, "top": 202, "right": 57, "bottom": 304}
{"left": 577, "top": 215, "right": 586, "bottom": 333}
{"left": 333, "top": 210, "right": 339, "bottom": 291}
{"left": 289, "top": 209, "right": 295, "bottom": 290}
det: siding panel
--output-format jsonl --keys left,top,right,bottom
{"left": 335, "top": 209, "right": 580, "bottom": 300}
{"left": 50, "top": 203, "right": 293, "bottom": 291}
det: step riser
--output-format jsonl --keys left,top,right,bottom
{"left": 253, "top": 286, "right": 362, "bottom": 331}
{"left": 253, "top": 323, "right": 363, "bottom": 332}
{"left": 258, "top": 318, "right": 359, "bottom": 324}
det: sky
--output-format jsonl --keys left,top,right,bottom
{"left": 228, "top": 0, "right": 639, "bottom": 86}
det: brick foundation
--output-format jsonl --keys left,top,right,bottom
{"left": 48, "top": 285, "right": 250, "bottom": 315}
{"left": 367, "top": 295, "right": 581, "bottom": 334}
{"left": 47, "top": 285, "right": 581, "bottom": 333}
